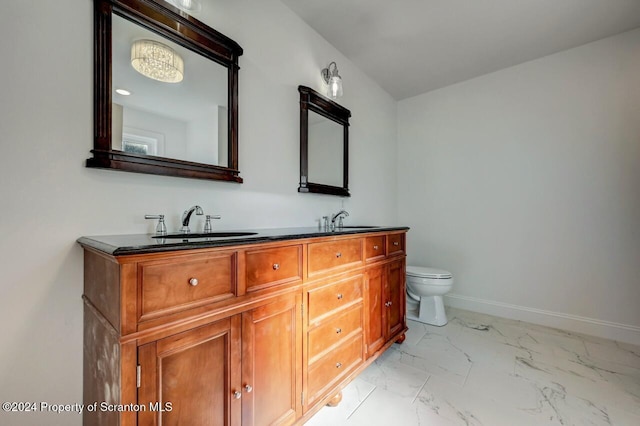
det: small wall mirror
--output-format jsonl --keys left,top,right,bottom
{"left": 88, "top": 0, "right": 243, "bottom": 182}
{"left": 298, "top": 85, "right": 351, "bottom": 197}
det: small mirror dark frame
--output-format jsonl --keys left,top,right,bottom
{"left": 88, "top": 0, "right": 244, "bottom": 182}
{"left": 298, "top": 85, "right": 351, "bottom": 197}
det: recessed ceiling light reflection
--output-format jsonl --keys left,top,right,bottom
{"left": 115, "top": 89, "right": 131, "bottom": 96}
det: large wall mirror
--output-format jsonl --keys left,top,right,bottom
{"left": 88, "top": 0, "right": 243, "bottom": 182}
{"left": 298, "top": 86, "right": 351, "bottom": 197}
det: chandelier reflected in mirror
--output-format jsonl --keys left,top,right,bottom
{"left": 130, "top": 40, "right": 184, "bottom": 83}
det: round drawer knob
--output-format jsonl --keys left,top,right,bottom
{"left": 393, "top": 241, "right": 399, "bottom": 246}
{"left": 336, "top": 252, "right": 342, "bottom": 258}
{"left": 337, "top": 293, "right": 343, "bottom": 300}
{"left": 233, "top": 391, "right": 241, "bottom": 399}
{"left": 336, "top": 328, "right": 342, "bottom": 334}
{"left": 189, "top": 278, "right": 199, "bottom": 286}
{"left": 244, "top": 384, "right": 253, "bottom": 393}
{"left": 373, "top": 245, "right": 379, "bottom": 250}
{"left": 272, "top": 263, "right": 280, "bottom": 271}
{"left": 336, "top": 362, "right": 342, "bottom": 369}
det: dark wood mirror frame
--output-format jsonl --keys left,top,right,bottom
{"left": 88, "top": 0, "right": 244, "bottom": 182}
{"left": 298, "top": 85, "right": 351, "bottom": 197}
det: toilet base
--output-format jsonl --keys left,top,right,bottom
{"left": 406, "top": 295, "right": 448, "bottom": 326}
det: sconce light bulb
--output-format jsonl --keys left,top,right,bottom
{"left": 322, "top": 62, "right": 343, "bottom": 99}
{"left": 170, "top": 0, "right": 201, "bottom": 13}
{"left": 328, "top": 76, "right": 343, "bottom": 99}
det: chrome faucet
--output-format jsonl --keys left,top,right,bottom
{"left": 181, "top": 205, "right": 204, "bottom": 233}
{"left": 330, "top": 209, "right": 349, "bottom": 230}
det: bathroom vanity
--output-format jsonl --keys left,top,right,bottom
{"left": 79, "top": 226, "right": 408, "bottom": 425}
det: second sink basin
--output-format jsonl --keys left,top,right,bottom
{"left": 153, "top": 232, "right": 258, "bottom": 239}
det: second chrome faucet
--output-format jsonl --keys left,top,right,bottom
{"left": 330, "top": 209, "right": 349, "bottom": 231}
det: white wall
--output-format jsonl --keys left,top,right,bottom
{"left": 398, "top": 29, "right": 640, "bottom": 344}
{"left": 124, "top": 107, "right": 185, "bottom": 158}
{"left": 186, "top": 106, "right": 218, "bottom": 164}
{"left": 0, "top": 0, "right": 397, "bottom": 424}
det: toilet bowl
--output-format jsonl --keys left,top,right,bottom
{"left": 406, "top": 266, "right": 453, "bottom": 326}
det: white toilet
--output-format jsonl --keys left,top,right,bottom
{"left": 406, "top": 266, "right": 453, "bottom": 326}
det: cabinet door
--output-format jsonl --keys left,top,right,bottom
{"left": 138, "top": 317, "right": 242, "bottom": 426}
{"left": 364, "top": 265, "right": 385, "bottom": 358}
{"left": 385, "top": 259, "right": 405, "bottom": 339}
{"left": 241, "top": 293, "right": 302, "bottom": 426}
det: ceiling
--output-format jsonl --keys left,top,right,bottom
{"left": 281, "top": 0, "right": 640, "bottom": 100}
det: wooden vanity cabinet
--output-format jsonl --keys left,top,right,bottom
{"left": 241, "top": 292, "right": 302, "bottom": 426}
{"left": 81, "top": 230, "right": 406, "bottom": 426}
{"left": 303, "top": 272, "right": 365, "bottom": 409}
{"left": 136, "top": 292, "right": 301, "bottom": 426}
{"left": 364, "top": 233, "right": 407, "bottom": 358}
{"left": 83, "top": 244, "right": 302, "bottom": 426}
{"left": 137, "top": 315, "right": 242, "bottom": 426}
{"left": 384, "top": 258, "right": 406, "bottom": 341}
{"left": 364, "top": 265, "right": 385, "bottom": 356}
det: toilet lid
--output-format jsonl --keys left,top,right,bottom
{"left": 407, "top": 266, "right": 452, "bottom": 279}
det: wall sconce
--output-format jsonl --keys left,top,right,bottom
{"left": 321, "top": 62, "right": 343, "bottom": 99}
{"left": 131, "top": 40, "right": 184, "bottom": 83}
{"left": 167, "top": 0, "right": 202, "bottom": 13}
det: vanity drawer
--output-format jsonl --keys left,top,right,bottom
{"left": 245, "top": 244, "right": 302, "bottom": 292}
{"left": 138, "top": 252, "right": 236, "bottom": 321}
{"left": 308, "top": 305, "right": 362, "bottom": 362}
{"left": 307, "top": 335, "right": 363, "bottom": 404}
{"left": 365, "top": 236, "right": 385, "bottom": 261}
{"left": 387, "top": 233, "right": 405, "bottom": 256}
{"left": 308, "top": 238, "right": 363, "bottom": 277}
{"left": 307, "top": 274, "right": 363, "bottom": 325}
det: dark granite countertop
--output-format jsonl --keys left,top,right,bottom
{"left": 78, "top": 226, "right": 409, "bottom": 256}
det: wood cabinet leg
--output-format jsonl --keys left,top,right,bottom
{"left": 326, "top": 391, "right": 343, "bottom": 407}
{"left": 395, "top": 333, "right": 406, "bottom": 344}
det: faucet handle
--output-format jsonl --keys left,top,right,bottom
{"left": 204, "top": 215, "right": 221, "bottom": 233}
{"left": 145, "top": 214, "right": 167, "bottom": 236}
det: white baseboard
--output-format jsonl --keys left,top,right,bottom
{"left": 444, "top": 293, "right": 640, "bottom": 346}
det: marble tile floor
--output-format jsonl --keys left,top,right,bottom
{"left": 305, "top": 307, "right": 640, "bottom": 426}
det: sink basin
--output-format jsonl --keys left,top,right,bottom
{"left": 338, "top": 226, "right": 380, "bottom": 229}
{"left": 153, "top": 232, "right": 258, "bottom": 239}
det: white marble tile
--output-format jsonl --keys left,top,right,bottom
{"left": 516, "top": 325, "right": 589, "bottom": 360}
{"left": 405, "top": 315, "right": 464, "bottom": 340}
{"left": 416, "top": 374, "right": 547, "bottom": 426}
{"left": 404, "top": 318, "right": 461, "bottom": 343}
{"left": 304, "top": 308, "right": 640, "bottom": 426}
{"left": 608, "top": 406, "right": 640, "bottom": 426}
{"left": 463, "top": 363, "right": 540, "bottom": 408}
{"left": 358, "top": 350, "right": 429, "bottom": 398}
{"left": 402, "top": 320, "right": 430, "bottom": 345}
{"left": 515, "top": 350, "right": 640, "bottom": 416}
{"left": 347, "top": 386, "right": 461, "bottom": 426}
{"left": 444, "top": 328, "right": 525, "bottom": 375}
{"left": 517, "top": 380, "right": 614, "bottom": 425}
{"left": 340, "top": 379, "right": 377, "bottom": 418}
{"left": 394, "top": 331, "right": 473, "bottom": 386}
{"left": 304, "top": 378, "right": 375, "bottom": 425}
{"left": 585, "top": 339, "right": 640, "bottom": 369}
{"left": 618, "top": 341, "right": 640, "bottom": 357}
